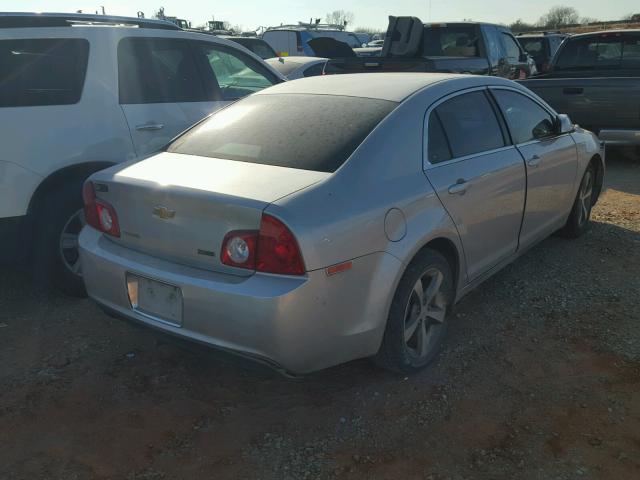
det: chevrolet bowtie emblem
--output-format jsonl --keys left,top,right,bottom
{"left": 152, "top": 205, "right": 176, "bottom": 219}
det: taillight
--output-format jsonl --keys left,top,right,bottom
{"left": 256, "top": 214, "right": 305, "bottom": 275}
{"left": 82, "top": 181, "right": 120, "bottom": 237}
{"left": 220, "top": 231, "right": 257, "bottom": 268}
{"left": 220, "top": 213, "right": 305, "bottom": 276}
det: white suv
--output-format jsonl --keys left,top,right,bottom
{"left": 0, "top": 13, "right": 285, "bottom": 295}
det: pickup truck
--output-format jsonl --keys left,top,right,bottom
{"left": 323, "top": 16, "right": 536, "bottom": 79}
{"left": 520, "top": 30, "right": 640, "bottom": 147}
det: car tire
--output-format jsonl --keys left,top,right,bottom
{"left": 561, "top": 163, "right": 596, "bottom": 239}
{"left": 33, "top": 182, "right": 87, "bottom": 297}
{"left": 374, "top": 249, "right": 454, "bottom": 374}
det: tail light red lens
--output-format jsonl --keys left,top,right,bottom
{"left": 82, "top": 181, "right": 120, "bottom": 237}
{"left": 220, "top": 213, "right": 305, "bottom": 276}
{"left": 256, "top": 214, "right": 305, "bottom": 275}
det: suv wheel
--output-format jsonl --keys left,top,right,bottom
{"left": 34, "top": 183, "right": 87, "bottom": 297}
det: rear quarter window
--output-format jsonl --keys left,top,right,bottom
{"left": 0, "top": 38, "right": 89, "bottom": 107}
{"left": 168, "top": 94, "right": 397, "bottom": 173}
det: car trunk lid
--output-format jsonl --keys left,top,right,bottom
{"left": 93, "top": 152, "right": 328, "bottom": 275}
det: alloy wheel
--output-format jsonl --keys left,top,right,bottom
{"left": 403, "top": 267, "right": 447, "bottom": 360}
{"left": 577, "top": 170, "right": 593, "bottom": 227}
{"left": 59, "top": 209, "right": 85, "bottom": 276}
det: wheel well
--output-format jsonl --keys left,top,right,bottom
{"left": 27, "top": 162, "right": 115, "bottom": 217}
{"left": 415, "top": 237, "right": 461, "bottom": 291}
{"left": 590, "top": 154, "right": 604, "bottom": 204}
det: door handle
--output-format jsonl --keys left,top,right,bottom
{"left": 448, "top": 180, "right": 468, "bottom": 195}
{"left": 527, "top": 155, "right": 542, "bottom": 167}
{"left": 135, "top": 122, "right": 164, "bottom": 131}
{"left": 563, "top": 87, "right": 583, "bottom": 95}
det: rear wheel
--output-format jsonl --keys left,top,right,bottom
{"left": 33, "top": 183, "right": 87, "bottom": 297}
{"left": 374, "top": 249, "right": 453, "bottom": 374}
{"left": 562, "top": 164, "right": 595, "bottom": 238}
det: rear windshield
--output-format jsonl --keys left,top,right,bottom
{"left": 168, "top": 94, "right": 397, "bottom": 172}
{"left": 555, "top": 33, "right": 640, "bottom": 70}
{"left": 422, "top": 25, "right": 479, "bottom": 57}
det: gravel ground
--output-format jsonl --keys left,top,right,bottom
{"left": 1, "top": 156, "right": 638, "bottom": 480}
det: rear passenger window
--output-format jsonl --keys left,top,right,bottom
{"left": 118, "top": 37, "right": 208, "bottom": 104}
{"left": 492, "top": 90, "right": 555, "bottom": 143}
{"left": 434, "top": 91, "right": 505, "bottom": 158}
{"left": 0, "top": 39, "right": 89, "bottom": 107}
{"left": 427, "top": 112, "right": 452, "bottom": 164}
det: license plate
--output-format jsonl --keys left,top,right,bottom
{"left": 126, "top": 274, "right": 183, "bottom": 327}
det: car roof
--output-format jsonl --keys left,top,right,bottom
{"left": 255, "top": 73, "right": 514, "bottom": 102}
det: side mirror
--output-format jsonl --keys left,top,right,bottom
{"left": 557, "top": 114, "right": 574, "bottom": 134}
{"left": 519, "top": 53, "right": 528, "bottom": 63}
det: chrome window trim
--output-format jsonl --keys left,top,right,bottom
{"left": 423, "top": 86, "right": 509, "bottom": 170}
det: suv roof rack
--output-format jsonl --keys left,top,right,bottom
{"left": 0, "top": 12, "right": 181, "bottom": 30}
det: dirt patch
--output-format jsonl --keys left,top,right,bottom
{"left": 1, "top": 157, "right": 639, "bottom": 479}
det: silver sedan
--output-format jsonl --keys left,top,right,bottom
{"left": 79, "top": 73, "right": 604, "bottom": 375}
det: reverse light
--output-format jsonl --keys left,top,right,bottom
{"left": 82, "top": 181, "right": 120, "bottom": 237}
{"left": 220, "top": 214, "right": 305, "bottom": 276}
{"left": 221, "top": 231, "right": 257, "bottom": 268}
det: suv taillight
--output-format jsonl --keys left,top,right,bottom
{"left": 220, "top": 213, "right": 305, "bottom": 276}
{"left": 82, "top": 181, "right": 120, "bottom": 237}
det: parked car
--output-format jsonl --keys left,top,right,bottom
{"left": 0, "top": 12, "right": 284, "bottom": 295}
{"left": 262, "top": 23, "right": 362, "bottom": 56}
{"left": 220, "top": 36, "right": 277, "bottom": 60}
{"left": 517, "top": 32, "right": 568, "bottom": 73}
{"left": 520, "top": 30, "right": 640, "bottom": 148}
{"left": 265, "top": 56, "right": 328, "bottom": 79}
{"left": 79, "top": 73, "right": 604, "bottom": 375}
{"left": 325, "top": 17, "right": 536, "bottom": 79}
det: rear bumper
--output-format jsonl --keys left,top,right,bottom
{"left": 79, "top": 227, "right": 399, "bottom": 374}
{"left": 598, "top": 129, "right": 640, "bottom": 146}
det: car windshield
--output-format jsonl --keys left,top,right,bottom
{"left": 555, "top": 33, "right": 640, "bottom": 70}
{"left": 422, "top": 24, "right": 479, "bottom": 57}
{"left": 168, "top": 94, "right": 397, "bottom": 173}
{"left": 233, "top": 38, "right": 276, "bottom": 59}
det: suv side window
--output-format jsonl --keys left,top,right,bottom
{"left": 492, "top": 89, "right": 555, "bottom": 144}
{"left": 195, "top": 43, "right": 277, "bottom": 101}
{"left": 0, "top": 39, "right": 89, "bottom": 107}
{"left": 433, "top": 91, "right": 505, "bottom": 159}
{"left": 502, "top": 33, "right": 522, "bottom": 61}
{"left": 118, "top": 37, "right": 208, "bottom": 104}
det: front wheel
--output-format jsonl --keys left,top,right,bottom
{"left": 562, "top": 164, "right": 595, "bottom": 239}
{"left": 374, "top": 249, "right": 454, "bottom": 374}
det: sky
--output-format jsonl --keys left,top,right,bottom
{"left": 4, "top": 0, "right": 638, "bottom": 31}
